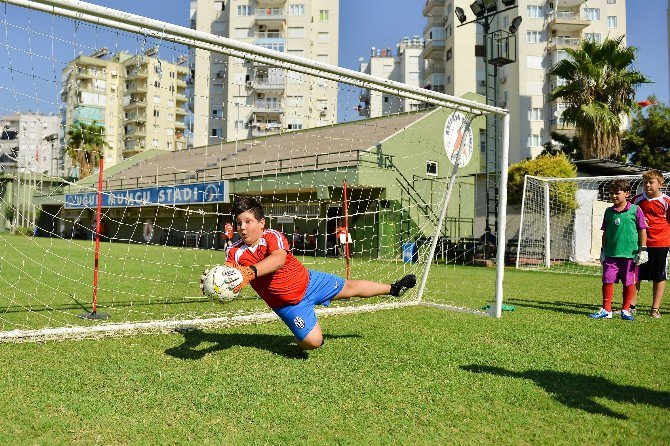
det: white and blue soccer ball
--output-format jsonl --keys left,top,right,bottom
{"left": 201, "top": 265, "right": 243, "bottom": 302}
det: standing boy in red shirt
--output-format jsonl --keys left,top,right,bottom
{"left": 632, "top": 169, "right": 670, "bottom": 318}
{"left": 206, "top": 197, "right": 416, "bottom": 350}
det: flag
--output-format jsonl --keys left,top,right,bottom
{"left": 637, "top": 99, "right": 657, "bottom": 108}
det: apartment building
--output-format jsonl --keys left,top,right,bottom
{"left": 62, "top": 49, "right": 189, "bottom": 171}
{"left": 190, "top": 0, "right": 339, "bottom": 146}
{"left": 423, "top": 0, "right": 626, "bottom": 161}
{"left": 0, "top": 113, "right": 60, "bottom": 175}
{"left": 358, "top": 37, "right": 425, "bottom": 118}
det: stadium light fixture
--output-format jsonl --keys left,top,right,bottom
{"left": 469, "top": 0, "right": 486, "bottom": 18}
{"left": 482, "top": 0, "right": 497, "bottom": 12}
{"left": 455, "top": 7, "right": 467, "bottom": 24}
{"left": 509, "top": 16, "right": 523, "bottom": 34}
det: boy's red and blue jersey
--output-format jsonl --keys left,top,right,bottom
{"left": 226, "top": 229, "right": 310, "bottom": 309}
{"left": 633, "top": 193, "right": 670, "bottom": 247}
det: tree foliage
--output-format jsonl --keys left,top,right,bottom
{"left": 620, "top": 98, "right": 670, "bottom": 170}
{"left": 541, "top": 131, "right": 583, "bottom": 160}
{"left": 66, "top": 121, "right": 106, "bottom": 179}
{"left": 508, "top": 153, "right": 577, "bottom": 209}
{"left": 549, "top": 36, "right": 649, "bottom": 159}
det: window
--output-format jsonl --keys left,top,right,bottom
{"left": 607, "top": 0, "right": 616, "bottom": 3}
{"left": 526, "top": 55, "right": 543, "bottom": 69}
{"left": 317, "top": 54, "right": 328, "bottom": 64}
{"left": 288, "top": 27, "right": 305, "bottom": 38}
{"left": 287, "top": 72, "right": 303, "bottom": 84}
{"left": 584, "top": 8, "right": 600, "bottom": 21}
{"left": 286, "top": 96, "right": 304, "bottom": 107}
{"left": 503, "top": 15, "right": 509, "bottom": 28}
{"left": 288, "top": 49, "right": 304, "bottom": 57}
{"left": 214, "top": 1, "right": 224, "bottom": 11}
{"left": 528, "top": 108, "right": 543, "bottom": 120}
{"left": 212, "top": 21, "right": 226, "bottom": 34}
{"left": 527, "top": 5, "right": 543, "bottom": 18}
{"left": 167, "top": 113, "right": 174, "bottom": 121}
{"left": 211, "top": 128, "right": 220, "bottom": 137}
{"left": 234, "top": 120, "right": 246, "bottom": 130}
{"left": 153, "top": 110, "right": 160, "bottom": 117}
{"left": 446, "top": 48, "right": 453, "bottom": 61}
{"left": 153, "top": 95, "right": 161, "bottom": 104}
{"left": 584, "top": 33, "right": 601, "bottom": 43}
{"left": 287, "top": 122, "right": 303, "bottom": 130}
{"left": 258, "top": 42, "right": 285, "bottom": 52}
{"left": 426, "top": 161, "right": 438, "bottom": 176}
{"left": 154, "top": 81, "right": 161, "bottom": 88}
{"left": 318, "top": 32, "right": 329, "bottom": 43}
{"left": 384, "top": 96, "right": 389, "bottom": 103}
{"left": 526, "top": 30, "right": 543, "bottom": 43}
{"left": 319, "top": 10, "right": 329, "bottom": 21}
{"left": 152, "top": 139, "right": 159, "bottom": 147}
{"left": 289, "top": 4, "right": 305, "bottom": 16}
{"left": 528, "top": 134, "right": 542, "bottom": 147}
{"left": 446, "top": 25, "right": 452, "bottom": 38}
{"left": 446, "top": 74, "right": 452, "bottom": 84}
{"left": 234, "top": 27, "right": 250, "bottom": 38}
{"left": 607, "top": 16, "right": 617, "bottom": 28}
{"left": 237, "top": 5, "right": 252, "bottom": 16}
{"left": 166, "top": 128, "right": 174, "bottom": 136}
{"left": 317, "top": 99, "right": 328, "bottom": 110}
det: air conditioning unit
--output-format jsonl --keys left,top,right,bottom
{"left": 479, "top": 80, "right": 486, "bottom": 86}
{"left": 500, "top": 76, "right": 507, "bottom": 84}
{"left": 216, "top": 71, "right": 224, "bottom": 78}
{"left": 245, "top": 81, "right": 253, "bottom": 87}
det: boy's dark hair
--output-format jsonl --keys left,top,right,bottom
{"left": 231, "top": 196, "right": 265, "bottom": 220}
{"left": 610, "top": 178, "right": 631, "bottom": 193}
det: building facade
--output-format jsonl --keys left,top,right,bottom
{"left": 358, "top": 37, "right": 425, "bottom": 118}
{"left": 0, "top": 113, "right": 60, "bottom": 175}
{"left": 423, "top": 0, "right": 626, "bottom": 161}
{"left": 62, "top": 49, "right": 189, "bottom": 172}
{"left": 190, "top": 0, "right": 339, "bottom": 146}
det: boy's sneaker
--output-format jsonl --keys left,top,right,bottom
{"left": 621, "top": 310, "right": 635, "bottom": 321}
{"left": 589, "top": 308, "right": 612, "bottom": 319}
{"left": 390, "top": 274, "right": 417, "bottom": 297}
{"left": 650, "top": 309, "right": 662, "bottom": 319}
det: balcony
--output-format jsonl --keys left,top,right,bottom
{"left": 257, "top": 0, "right": 285, "bottom": 6}
{"left": 548, "top": 36, "right": 582, "bottom": 52}
{"left": 254, "top": 100, "right": 283, "bottom": 114}
{"left": 254, "top": 31, "right": 284, "bottom": 39}
{"left": 556, "top": 0, "right": 587, "bottom": 7}
{"left": 124, "top": 113, "right": 146, "bottom": 123}
{"left": 123, "top": 98, "right": 147, "bottom": 109}
{"left": 126, "top": 82, "right": 148, "bottom": 93}
{"left": 124, "top": 128, "right": 146, "bottom": 139}
{"left": 548, "top": 11, "right": 590, "bottom": 32}
{"left": 549, "top": 76, "right": 567, "bottom": 92}
{"left": 175, "top": 107, "right": 188, "bottom": 116}
{"left": 424, "top": 60, "right": 445, "bottom": 78}
{"left": 422, "top": 0, "right": 445, "bottom": 17}
{"left": 251, "top": 124, "right": 283, "bottom": 137}
{"left": 422, "top": 38, "right": 446, "bottom": 59}
{"left": 255, "top": 8, "right": 285, "bottom": 22}
{"left": 251, "top": 78, "right": 286, "bottom": 92}
{"left": 175, "top": 121, "right": 187, "bottom": 130}
{"left": 175, "top": 93, "right": 187, "bottom": 103}
{"left": 127, "top": 68, "right": 148, "bottom": 78}
{"left": 176, "top": 78, "right": 187, "bottom": 88}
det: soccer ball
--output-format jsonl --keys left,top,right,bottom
{"left": 201, "top": 265, "right": 243, "bottom": 302}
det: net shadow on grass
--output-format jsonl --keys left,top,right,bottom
{"left": 503, "top": 297, "right": 602, "bottom": 316}
{"left": 461, "top": 364, "right": 670, "bottom": 419}
{"left": 165, "top": 328, "right": 361, "bottom": 360}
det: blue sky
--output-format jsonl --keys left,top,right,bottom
{"left": 1, "top": 0, "right": 667, "bottom": 118}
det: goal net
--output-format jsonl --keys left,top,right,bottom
{"left": 0, "top": 0, "right": 509, "bottom": 342}
{"left": 517, "top": 174, "right": 670, "bottom": 275}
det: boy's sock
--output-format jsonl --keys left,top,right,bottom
{"left": 622, "top": 285, "right": 635, "bottom": 310}
{"left": 602, "top": 283, "right": 614, "bottom": 311}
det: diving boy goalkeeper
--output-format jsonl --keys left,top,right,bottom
{"left": 202, "top": 196, "right": 416, "bottom": 350}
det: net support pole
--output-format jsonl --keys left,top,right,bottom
{"left": 79, "top": 157, "right": 109, "bottom": 320}
{"left": 516, "top": 175, "right": 529, "bottom": 269}
{"left": 343, "top": 180, "right": 350, "bottom": 280}
{"left": 493, "top": 113, "right": 510, "bottom": 319}
{"left": 544, "top": 180, "right": 551, "bottom": 268}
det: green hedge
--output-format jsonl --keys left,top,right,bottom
{"left": 508, "top": 154, "right": 578, "bottom": 210}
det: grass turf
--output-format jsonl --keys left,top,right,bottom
{"left": 0, "top": 235, "right": 668, "bottom": 444}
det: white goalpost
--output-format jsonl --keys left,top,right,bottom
{"left": 0, "top": 0, "right": 510, "bottom": 342}
{"left": 517, "top": 173, "right": 670, "bottom": 275}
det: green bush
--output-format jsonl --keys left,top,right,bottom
{"left": 508, "top": 153, "right": 578, "bottom": 210}
{"left": 14, "top": 226, "right": 34, "bottom": 236}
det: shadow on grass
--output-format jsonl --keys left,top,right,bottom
{"left": 503, "top": 297, "right": 602, "bottom": 316}
{"left": 165, "top": 328, "right": 361, "bottom": 360}
{"left": 461, "top": 364, "right": 670, "bottom": 419}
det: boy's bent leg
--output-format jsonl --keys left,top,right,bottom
{"left": 296, "top": 322, "right": 324, "bottom": 350}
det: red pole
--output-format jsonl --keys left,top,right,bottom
{"left": 343, "top": 180, "right": 350, "bottom": 280}
{"left": 92, "top": 157, "right": 104, "bottom": 314}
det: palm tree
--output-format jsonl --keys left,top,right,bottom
{"left": 549, "top": 36, "right": 649, "bottom": 159}
{"left": 66, "top": 121, "right": 107, "bottom": 179}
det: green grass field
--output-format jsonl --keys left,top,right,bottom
{"left": 0, "top": 234, "right": 669, "bottom": 445}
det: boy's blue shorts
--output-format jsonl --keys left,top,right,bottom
{"left": 273, "top": 270, "right": 345, "bottom": 341}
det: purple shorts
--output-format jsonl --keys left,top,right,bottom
{"left": 602, "top": 257, "right": 637, "bottom": 286}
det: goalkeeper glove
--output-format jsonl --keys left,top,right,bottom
{"left": 635, "top": 247, "right": 648, "bottom": 265}
{"left": 232, "top": 265, "right": 257, "bottom": 293}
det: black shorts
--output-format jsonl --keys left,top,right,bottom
{"left": 637, "top": 247, "right": 669, "bottom": 282}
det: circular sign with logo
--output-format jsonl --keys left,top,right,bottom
{"left": 443, "top": 112, "right": 474, "bottom": 167}
{"left": 143, "top": 220, "right": 154, "bottom": 242}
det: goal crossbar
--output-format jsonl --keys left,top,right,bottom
{"left": 3, "top": 0, "right": 508, "bottom": 116}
